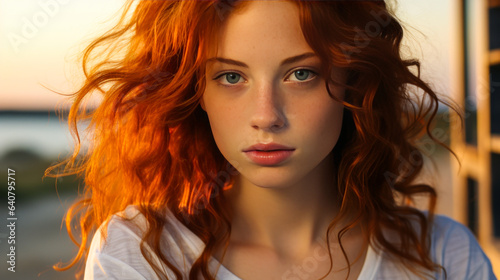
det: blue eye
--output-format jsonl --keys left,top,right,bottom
{"left": 224, "top": 73, "right": 241, "bottom": 84}
{"left": 288, "top": 69, "right": 316, "bottom": 82}
{"left": 294, "top": 70, "right": 310, "bottom": 81}
{"left": 214, "top": 72, "right": 243, "bottom": 86}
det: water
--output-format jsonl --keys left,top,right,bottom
{"left": 0, "top": 112, "right": 87, "bottom": 160}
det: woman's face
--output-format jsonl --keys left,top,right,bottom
{"left": 202, "top": 1, "right": 345, "bottom": 189}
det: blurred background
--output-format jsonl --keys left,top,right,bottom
{"left": 0, "top": 0, "right": 498, "bottom": 279}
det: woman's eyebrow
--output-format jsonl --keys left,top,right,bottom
{"left": 205, "top": 52, "right": 317, "bottom": 68}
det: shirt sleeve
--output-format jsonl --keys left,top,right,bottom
{"left": 83, "top": 214, "right": 171, "bottom": 280}
{"left": 432, "top": 215, "right": 497, "bottom": 280}
{"left": 84, "top": 246, "right": 149, "bottom": 280}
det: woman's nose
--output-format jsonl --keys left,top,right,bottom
{"left": 249, "top": 83, "right": 286, "bottom": 132}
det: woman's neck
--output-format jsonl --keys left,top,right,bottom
{"left": 224, "top": 154, "right": 341, "bottom": 260}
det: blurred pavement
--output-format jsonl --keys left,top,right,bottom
{"left": 0, "top": 193, "right": 79, "bottom": 280}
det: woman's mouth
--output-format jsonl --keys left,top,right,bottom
{"left": 243, "top": 143, "right": 295, "bottom": 166}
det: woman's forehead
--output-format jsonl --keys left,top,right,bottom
{"left": 207, "top": 1, "right": 312, "bottom": 65}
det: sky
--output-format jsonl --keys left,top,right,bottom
{"left": 0, "top": 0, "right": 125, "bottom": 110}
{"left": 0, "top": 0, "right": 459, "bottom": 110}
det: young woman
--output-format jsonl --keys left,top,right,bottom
{"left": 48, "top": 0, "right": 496, "bottom": 279}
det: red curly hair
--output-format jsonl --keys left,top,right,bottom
{"left": 46, "top": 0, "right": 458, "bottom": 279}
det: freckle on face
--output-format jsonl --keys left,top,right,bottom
{"left": 202, "top": 0, "right": 344, "bottom": 189}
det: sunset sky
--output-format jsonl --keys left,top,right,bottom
{"left": 0, "top": 0, "right": 459, "bottom": 110}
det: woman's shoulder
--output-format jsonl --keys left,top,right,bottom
{"left": 99, "top": 205, "right": 149, "bottom": 247}
{"left": 429, "top": 214, "right": 496, "bottom": 279}
{"left": 84, "top": 205, "right": 202, "bottom": 279}
{"left": 366, "top": 212, "right": 496, "bottom": 279}
{"left": 429, "top": 213, "right": 483, "bottom": 254}
{"left": 98, "top": 205, "right": 205, "bottom": 252}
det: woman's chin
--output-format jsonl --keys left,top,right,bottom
{"left": 235, "top": 171, "right": 302, "bottom": 191}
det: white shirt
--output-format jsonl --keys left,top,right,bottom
{"left": 84, "top": 205, "right": 497, "bottom": 279}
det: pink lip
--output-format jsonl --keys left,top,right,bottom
{"left": 243, "top": 143, "right": 295, "bottom": 165}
